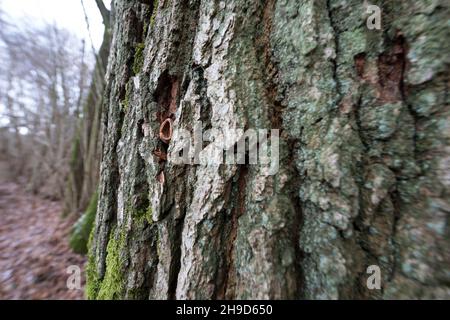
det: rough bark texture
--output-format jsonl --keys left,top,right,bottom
{"left": 88, "top": 0, "right": 450, "bottom": 299}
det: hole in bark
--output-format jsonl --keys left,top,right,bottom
{"left": 154, "top": 71, "right": 179, "bottom": 122}
{"left": 354, "top": 52, "right": 367, "bottom": 78}
{"left": 377, "top": 34, "right": 408, "bottom": 103}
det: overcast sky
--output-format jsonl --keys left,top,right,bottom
{"left": 0, "top": 0, "right": 108, "bottom": 130}
{"left": 1, "top": 0, "right": 107, "bottom": 50}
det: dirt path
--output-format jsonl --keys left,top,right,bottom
{"left": 0, "top": 180, "right": 86, "bottom": 299}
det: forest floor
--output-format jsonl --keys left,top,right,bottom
{"left": 0, "top": 166, "right": 86, "bottom": 299}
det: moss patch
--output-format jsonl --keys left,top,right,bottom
{"left": 86, "top": 226, "right": 127, "bottom": 300}
{"left": 150, "top": 0, "right": 159, "bottom": 28}
{"left": 132, "top": 43, "right": 145, "bottom": 75}
{"left": 86, "top": 244, "right": 101, "bottom": 299}
{"left": 121, "top": 80, "right": 133, "bottom": 111}
{"left": 69, "top": 192, "right": 98, "bottom": 254}
{"left": 135, "top": 206, "right": 153, "bottom": 225}
{"left": 96, "top": 228, "right": 127, "bottom": 299}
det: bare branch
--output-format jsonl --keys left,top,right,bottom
{"left": 94, "top": 0, "right": 110, "bottom": 28}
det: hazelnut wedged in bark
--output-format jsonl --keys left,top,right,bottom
{"left": 159, "top": 118, "right": 173, "bottom": 143}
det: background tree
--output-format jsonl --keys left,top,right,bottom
{"left": 64, "top": 0, "right": 113, "bottom": 218}
{"left": 0, "top": 16, "right": 91, "bottom": 199}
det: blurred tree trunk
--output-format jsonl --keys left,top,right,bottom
{"left": 1, "top": 10, "right": 92, "bottom": 200}
{"left": 64, "top": 1, "right": 113, "bottom": 215}
{"left": 88, "top": 0, "right": 450, "bottom": 299}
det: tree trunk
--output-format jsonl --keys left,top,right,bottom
{"left": 88, "top": 0, "right": 450, "bottom": 299}
{"left": 64, "top": 2, "right": 112, "bottom": 215}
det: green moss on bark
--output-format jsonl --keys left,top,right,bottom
{"left": 121, "top": 81, "right": 133, "bottom": 111}
{"left": 86, "top": 224, "right": 128, "bottom": 299}
{"left": 86, "top": 243, "right": 101, "bottom": 299}
{"left": 96, "top": 228, "right": 127, "bottom": 299}
{"left": 134, "top": 206, "right": 153, "bottom": 225}
{"left": 69, "top": 192, "right": 98, "bottom": 254}
{"left": 150, "top": 0, "right": 159, "bottom": 28}
{"left": 132, "top": 43, "right": 145, "bottom": 75}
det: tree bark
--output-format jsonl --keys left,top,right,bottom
{"left": 88, "top": 0, "right": 450, "bottom": 299}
